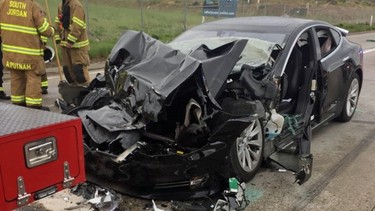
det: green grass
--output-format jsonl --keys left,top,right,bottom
{"left": 88, "top": 39, "right": 117, "bottom": 60}
{"left": 336, "top": 23, "right": 375, "bottom": 33}
{"left": 37, "top": 0, "right": 375, "bottom": 61}
{"left": 37, "top": 0, "right": 204, "bottom": 60}
{"left": 85, "top": 4, "right": 204, "bottom": 59}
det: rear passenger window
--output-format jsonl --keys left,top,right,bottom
{"left": 330, "top": 28, "right": 341, "bottom": 45}
{"left": 316, "top": 27, "right": 337, "bottom": 57}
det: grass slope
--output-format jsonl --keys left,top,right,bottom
{"left": 38, "top": 0, "right": 375, "bottom": 61}
{"left": 38, "top": 0, "right": 204, "bottom": 60}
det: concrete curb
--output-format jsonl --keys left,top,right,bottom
{"left": 2, "top": 61, "right": 106, "bottom": 82}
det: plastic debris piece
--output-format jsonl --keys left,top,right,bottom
{"left": 71, "top": 183, "right": 122, "bottom": 211}
{"left": 87, "top": 197, "right": 102, "bottom": 205}
{"left": 152, "top": 199, "right": 165, "bottom": 211}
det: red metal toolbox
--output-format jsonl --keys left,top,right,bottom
{"left": 0, "top": 102, "right": 86, "bottom": 210}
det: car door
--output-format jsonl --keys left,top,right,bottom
{"left": 315, "top": 26, "right": 346, "bottom": 121}
{"left": 270, "top": 28, "right": 316, "bottom": 185}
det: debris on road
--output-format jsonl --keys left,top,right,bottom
{"left": 70, "top": 183, "right": 122, "bottom": 211}
{"left": 171, "top": 178, "right": 250, "bottom": 211}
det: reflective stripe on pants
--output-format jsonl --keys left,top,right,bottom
{"left": 10, "top": 69, "right": 42, "bottom": 107}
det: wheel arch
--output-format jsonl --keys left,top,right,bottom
{"left": 355, "top": 68, "right": 363, "bottom": 94}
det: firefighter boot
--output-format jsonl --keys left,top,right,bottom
{"left": 39, "top": 106, "right": 50, "bottom": 111}
{"left": 28, "top": 105, "right": 50, "bottom": 111}
{"left": 0, "top": 91, "right": 10, "bottom": 100}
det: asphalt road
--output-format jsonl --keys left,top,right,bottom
{"left": 3, "top": 32, "right": 375, "bottom": 211}
{"left": 246, "top": 33, "right": 375, "bottom": 211}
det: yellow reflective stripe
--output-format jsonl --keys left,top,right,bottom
{"left": 0, "top": 87, "right": 4, "bottom": 91}
{"left": 41, "top": 81, "right": 48, "bottom": 87}
{"left": 61, "top": 39, "right": 89, "bottom": 48}
{"left": 54, "top": 16, "right": 60, "bottom": 23}
{"left": 11, "top": 95, "right": 25, "bottom": 102}
{"left": 38, "top": 18, "right": 49, "bottom": 33}
{"left": 72, "top": 16, "right": 86, "bottom": 29}
{"left": 74, "top": 39, "right": 89, "bottom": 47}
{"left": 26, "top": 97, "right": 42, "bottom": 105}
{"left": 54, "top": 34, "right": 61, "bottom": 40}
{"left": 0, "top": 23, "right": 38, "bottom": 35}
{"left": 2, "top": 44, "right": 43, "bottom": 56}
{"left": 67, "top": 34, "right": 78, "bottom": 42}
{"left": 40, "top": 36, "right": 48, "bottom": 43}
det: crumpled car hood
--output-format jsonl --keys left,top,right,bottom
{"left": 106, "top": 30, "right": 248, "bottom": 122}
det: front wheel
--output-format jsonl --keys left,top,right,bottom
{"left": 337, "top": 72, "right": 360, "bottom": 122}
{"left": 229, "top": 119, "right": 264, "bottom": 182}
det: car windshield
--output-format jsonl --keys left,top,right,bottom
{"left": 169, "top": 36, "right": 278, "bottom": 71}
{"left": 172, "top": 30, "right": 287, "bottom": 46}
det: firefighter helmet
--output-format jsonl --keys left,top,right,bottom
{"left": 43, "top": 46, "right": 55, "bottom": 63}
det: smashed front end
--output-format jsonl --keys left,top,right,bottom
{"left": 75, "top": 31, "right": 269, "bottom": 199}
{"left": 64, "top": 29, "right": 313, "bottom": 200}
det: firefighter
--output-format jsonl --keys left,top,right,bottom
{"left": 0, "top": 43, "right": 11, "bottom": 100}
{"left": 55, "top": 0, "right": 90, "bottom": 86}
{"left": 0, "top": 0, "right": 55, "bottom": 109}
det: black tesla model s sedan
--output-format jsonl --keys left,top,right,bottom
{"left": 59, "top": 16, "right": 363, "bottom": 200}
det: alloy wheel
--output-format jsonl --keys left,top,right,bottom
{"left": 346, "top": 77, "right": 359, "bottom": 117}
{"left": 236, "top": 119, "right": 263, "bottom": 172}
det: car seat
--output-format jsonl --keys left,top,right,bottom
{"left": 278, "top": 46, "right": 303, "bottom": 114}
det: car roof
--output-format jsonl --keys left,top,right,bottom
{"left": 190, "top": 16, "right": 328, "bottom": 35}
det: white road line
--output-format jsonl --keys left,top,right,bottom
{"left": 364, "top": 48, "right": 375, "bottom": 54}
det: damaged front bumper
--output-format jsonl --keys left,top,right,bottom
{"left": 84, "top": 141, "right": 231, "bottom": 200}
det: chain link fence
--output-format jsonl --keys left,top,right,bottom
{"left": 83, "top": 1, "right": 375, "bottom": 39}
{"left": 130, "top": 1, "right": 375, "bottom": 24}
{"left": 63, "top": 0, "right": 375, "bottom": 57}
{"left": 235, "top": 2, "right": 375, "bottom": 24}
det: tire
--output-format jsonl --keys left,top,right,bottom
{"left": 63, "top": 89, "right": 111, "bottom": 115}
{"left": 337, "top": 72, "right": 360, "bottom": 122}
{"left": 80, "top": 88, "right": 111, "bottom": 108}
{"left": 229, "top": 118, "right": 264, "bottom": 182}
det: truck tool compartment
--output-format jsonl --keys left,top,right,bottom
{"left": 0, "top": 102, "right": 86, "bottom": 210}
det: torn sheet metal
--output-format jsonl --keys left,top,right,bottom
{"left": 78, "top": 108, "right": 140, "bottom": 149}
{"left": 188, "top": 39, "right": 249, "bottom": 98}
{"left": 106, "top": 30, "right": 247, "bottom": 122}
{"left": 78, "top": 102, "right": 142, "bottom": 132}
